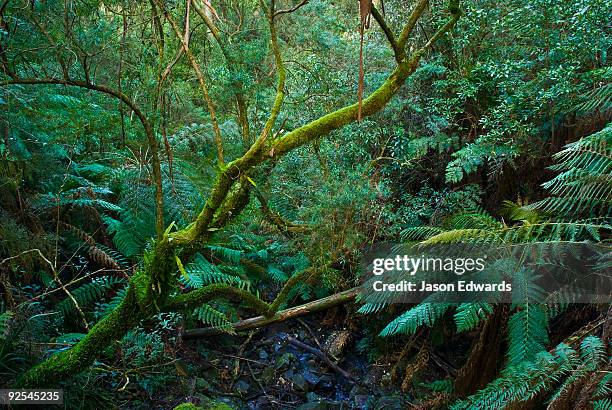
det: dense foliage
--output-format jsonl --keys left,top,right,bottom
{"left": 0, "top": 0, "right": 610, "bottom": 408}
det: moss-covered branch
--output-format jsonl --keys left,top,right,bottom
{"left": 371, "top": 5, "right": 401, "bottom": 62}
{"left": 165, "top": 283, "right": 270, "bottom": 315}
{"left": 255, "top": 188, "right": 310, "bottom": 237}
{"left": 17, "top": 287, "right": 142, "bottom": 387}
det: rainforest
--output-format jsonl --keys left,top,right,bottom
{"left": 0, "top": 0, "right": 610, "bottom": 408}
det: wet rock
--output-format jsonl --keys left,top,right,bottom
{"left": 353, "top": 395, "right": 369, "bottom": 408}
{"left": 258, "top": 350, "right": 269, "bottom": 360}
{"left": 296, "top": 401, "right": 339, "bottom": 410}
{"left": 349, "top": 385, "right": 369, "bottom": 397}
{"left": 305, "top": 392, "right": 321, "bottom": 402}
{"left": 291, "top": 373, "right": 309, "bottom": 392}
{"left": 302, "top": 369, "right": 320, "bottom": 386}
{"left": 249, "top": 395, "right": 271, "bottom": 410}
{"left": 234, "top": 378, "right": 250, "bottom": 395}
{"left": 315, "top": 375, "right": 334, "bottom": 391}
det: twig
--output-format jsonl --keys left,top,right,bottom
{"left": 274, "top": 0, "right": 308, "bottom": 18}
{"left": 296, "top": 318, "right": 322, "bottom": 349}
{"left": 284, "top": 335, "right": 355, "bottom": 383}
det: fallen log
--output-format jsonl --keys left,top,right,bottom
{"left": 182, "top": 287, "right": 359, "bottom": 339}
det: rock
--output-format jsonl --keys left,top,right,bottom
{"left": 353, "top": 395, "right": 369, "bottom": 408}
{"left": 302, "top": 369, "right": 320, "bottom": 386}
{"left": 234, "top": 378, "right": 250, "bottom": 395}
{"left": 305, "top": 392, "right": 321, "bottom": 402}
{"left": 315, "top": 375, "right": 334, "bottom": 391}
{"left": 295, "top": 401, "right": 339, "bottom": 410}
{"left": 249, "top": 396, "right": 270, "bottom": 410}
{"left": 291, "top": 373, "right": 309, "bottom": 392}
{"left": 258, "top": 350, "right": 269, "bottom": 360}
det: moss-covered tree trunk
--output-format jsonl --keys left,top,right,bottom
{"left": 17, "top": 287, "right": 142, "bottom": 387}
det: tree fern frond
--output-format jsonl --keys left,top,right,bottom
{"left": 506, "top": 304, "right": 549, "bottom": 367}
{"left": 454, "top": 302, "right": 493, "bottom": 333}
{"left": 206, "top": 245, "right": 244, "bottom": 264}
{"left": 357, "top": 302, "right": 388, "bottom": 315}
{"left": 380, "top": 303, "right": 452, "bottom": 337}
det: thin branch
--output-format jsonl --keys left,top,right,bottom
{"left": 371, "top": 5, "right": 401, "bottom": 62}
{"left": 193, "top": 0, "right": 252, "bottom": 147}
{"left": 156, "top": 0, "right": 225, "bottom": 167}
{"left": 253, "top": 0, "right": 286, "bottom": 146}
{"left": 397, "top": 0, "right": 429, "bottom": 58}
{"left": 273, "top": 0, "right": 308, "bottom": 17}
{"left": 284, "top": 335, "right": 355, "bottom": 382}
{"left": 1, "top": 248, "right": 89, "bottom": 330}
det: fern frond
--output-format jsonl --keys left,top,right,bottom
{"left": 193, "top": 304, "right": 235, "bottom": 334}
{"left": 506, "top": 304, "right": 549, "bottom": 367}
{"left": 454, "top": 302, "right": 493, "bottom": 333}
{"left": 357, "top": 302, "right": 388, "bottom": 315}
{"left": 380, "top": 303, "right": 452, "bottom": 337}
{"left": 57, "top": 276, "right": 125, "bottom": 316}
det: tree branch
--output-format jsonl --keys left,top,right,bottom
{"left": 156, "top": 0, "right": 226, "bottom": 167}
{"left": 371, "top": 5, "right": 401, "bottom": 62}
{"left": 254, "top": 0, "right": 286, "bottom": 145}
{"left": 165, "top": 283, "right": 270, "bottom": 315}
{"left": 397, "top": 0, "right": 429, "bottom": 58}
{"left": 182, "top": 287, "right": 358, "bottom": 338}
{"left": 192, "top": 2, "right": 252, "bottom": 148}
{"left": 274, "top": 0, "right": 308, "bottom": 18}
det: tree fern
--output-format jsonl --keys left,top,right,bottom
{"left": 528, "top": 122, "right": 612, "bottom": 219}
{"left": 453, "top": 336, "right": 610, "bottom": 409}
{"left": 451, "top": 343, "right": 579, "bottom": 409}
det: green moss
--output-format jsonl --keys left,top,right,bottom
{"left": 17, "top": 288, "right": 140, "bottom": 387}
{"left": 173, "top": 404, "right": 201, "bottom": 410}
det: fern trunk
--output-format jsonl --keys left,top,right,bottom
{"left": 454, "top": 305, "right": 509, "bottom": 397}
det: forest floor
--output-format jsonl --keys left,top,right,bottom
{"left": 154, "top": 305, "right": 463, "bottom": 410}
